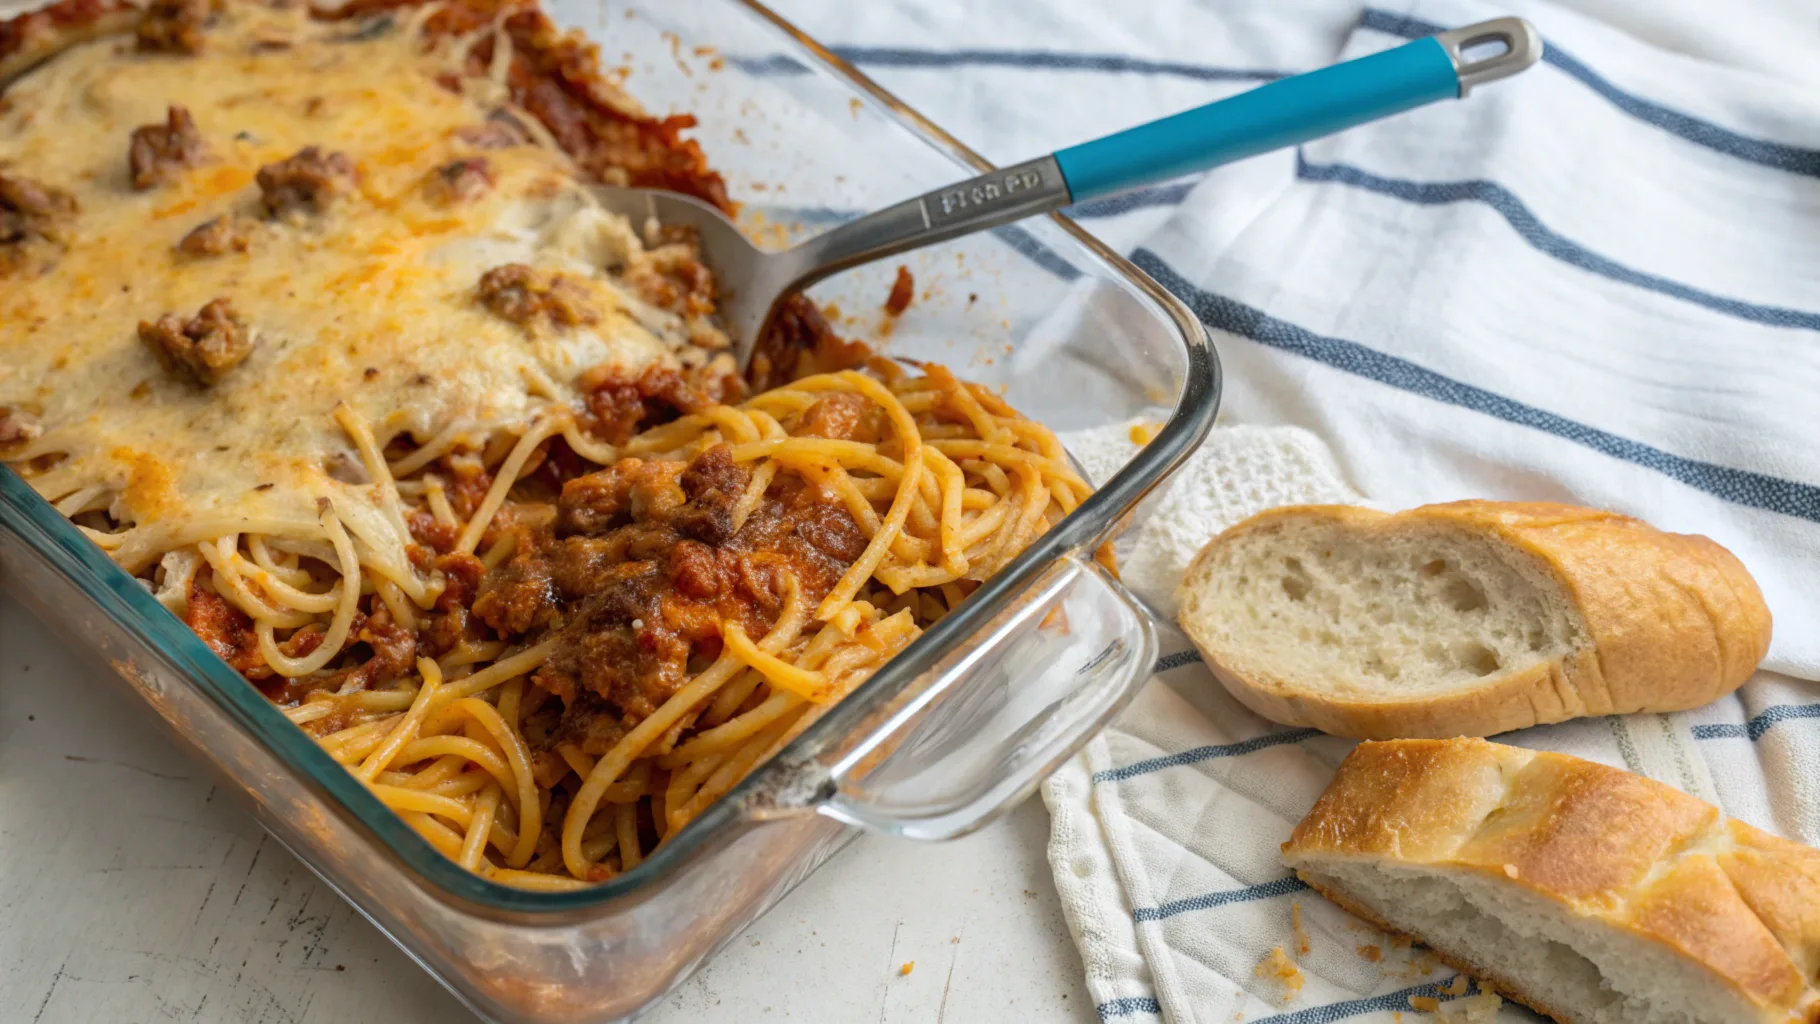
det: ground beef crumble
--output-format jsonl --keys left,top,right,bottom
{"left": 0, "top": 171, "right": 76, "bottom": 272}
{"left": 797, "top": 391, "right": 881, "bottom": 442}
{"left": 256, "top": 146, "right": 357, "bottom": 218}
{"left": 424, "top": 156, "right": 493, "bottom": 204}
{"left": 138, "top": 297, "right": 253, "bottom": 385}
{"left": 175, "top": 214, "right": 248, "bottom": 257}
{"left": 335, "top": 607, "right": 417, "bottom": 691}
{"left": 577, "top": 362, "right": 737, "bottom": 446}
{"left": 476, "top": 263, "right": 599, "bottom": 328}
{"left": 623, "top": 227, "right": 716, "bottom": 319}
{"left": 467, "top": 443, "right": 864, "bottom": 752}
{"left": 183, "top": 581, "right": 265, "bottom": 677}
{"left": 128, "top": 104, "right": 206, "bottom": 189}
{"left": 748, "top": 294, "right": 871, "bottom": 393}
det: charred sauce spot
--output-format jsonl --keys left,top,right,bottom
{"left": 883, "top": 264, "right": 914, "bottom": 317}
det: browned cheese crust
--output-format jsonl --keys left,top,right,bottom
{"left": 1283, "top": 738, "right": 1820, "bottom": 1023}
{"left": 1184, "top": 500, "right": 1772, "bottom": 739}
{"left": 3, "top": 0, "right": 729, "bottom": 200}
{"left": 312, "top": 0, "right": 728, "bottom": 207}
{"left": 0, "top": 0, "right": 140, "bottom": 86}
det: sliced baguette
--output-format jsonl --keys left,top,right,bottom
{"left": 1283, "top": 739, "right": 1820, "bottom": 1024}
{"left": 1175, "top": 501, "right": 1770, "bottom": 739}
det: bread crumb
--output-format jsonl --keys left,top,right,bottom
{"left": 1357, "top": 944, "right": 1382, "bottom": 962}
{"left": 1409, "top": 995, "right": 1441, "bottom": 1012}
{"left": 1437, "top": 993, "right": 1504, "bottom": 1022}
{"left": 1444, "top": 975, "right": 1470, "bottom": 997}
{"left": 898, "top": 961, "right": 913, "bottom": 976}
{"left": 1254, "top": 945, "right": 1304, "bottom": 1003}
{"left": 1502, "top": 863, "right": 1519, "bottom": 880}
{"left": 1127, "top": 421, "right": 1163, "bottom": 445}
{"left": 1291, "top": 901, "right": 1311, "bottom": 956}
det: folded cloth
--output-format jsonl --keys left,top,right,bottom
{"left": 764, "top": 0, "right": 1820, "bottom": 1017}
{"left": 1046, "top": 422, "right": 1739, "bottom": 1022}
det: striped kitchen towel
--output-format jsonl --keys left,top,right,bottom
{"left": 767, "top": 0, "right": 1820, "bottom": 1019}
{"left": 1046, "top": 418, "right": 1773, "bottom": 1022}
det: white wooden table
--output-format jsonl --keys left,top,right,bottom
{"left": 0, "top": 592, "right": 1095, "bottom": 1023}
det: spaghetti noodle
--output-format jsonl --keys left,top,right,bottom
{"left": 0, "top": 0, "right": 1096, "bottom": 885}
{"left": 206, "top": 360, "right": 1087, "bottom": 886}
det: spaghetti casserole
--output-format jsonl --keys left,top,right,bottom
{"left": 0, "top": 0, "right": 1094, "bottom": 885}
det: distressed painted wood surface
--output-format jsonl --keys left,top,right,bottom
{"left": 0, "top": 591, "right": 1093, "bottom": 1023}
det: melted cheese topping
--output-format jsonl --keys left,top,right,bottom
{"left": 0, "top": 6, "right": 705, "bottom": 571}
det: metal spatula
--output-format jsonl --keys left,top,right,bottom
{"left": 594, "top": 17, "right": 1540, "bottom": 367}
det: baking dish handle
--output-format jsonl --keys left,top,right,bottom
{"left": 813, "top": 552, "right": 1157, "bottom": 841}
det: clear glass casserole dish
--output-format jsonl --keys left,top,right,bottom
{"left": 0, "top": 0, "right": 1220, "bottom": 1020}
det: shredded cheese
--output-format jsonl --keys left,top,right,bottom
{"left": 0, "top": 6, "right": 704, "bottom": 571}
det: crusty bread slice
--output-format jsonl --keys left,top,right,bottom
{"left": 1283, "top": 739, "right": 1820, "bottom": 1024}
{"left": 1175, "top": 501, "right": 1770, "bottom": 739}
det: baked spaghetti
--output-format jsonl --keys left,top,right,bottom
{"left": 0, "top": 0, "right": 1093, "bottom": 886}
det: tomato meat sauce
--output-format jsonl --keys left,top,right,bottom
{"left": 474, "top": 443, "right": 866, "bottom": 758}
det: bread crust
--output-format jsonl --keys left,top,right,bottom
{"left": 1177, "top": 500, "right": 1772, "bottom": 739}
{"left": 1283, "top": 739, "right": 1820, "bottom": 1024}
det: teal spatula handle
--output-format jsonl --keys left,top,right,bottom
{"left": 772, "top": 18, "right": 1539, "bottom": 299}
{"left": 1055, "top": 17, "right": 1541, "bottom": 202}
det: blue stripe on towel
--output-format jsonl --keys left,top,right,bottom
{"left": 835, "top": 47, "right": 1289, "bottom": 82}
{"left": 1093, "top": 729, "right": 1321, "bottom": 783}
{"left": 1250, "top": 980, "right": 1454, "bottom": 1024}
{"left": 1133, "top": 877, "right": 1308, "bottom": 922}
{"left": 1153, "top": 649, "right": 1205, "bottom": 673}
{"left": 1691, "top": 722, "right": 1748, "bottom": 740}
{"left": 1132, "top": 248, "right": 1820, "bottom": 525}
{"left": 1294, "top": 153, "right": 1820, "bottom": 332}
{"left": 1692, "top": 703, "right": 1820, "bottom": 741}
{"left": 1360, "top": 9, "right": 1820, "bottom": 178}
{"left": 744, "top": 15, "right": 1820, "bottom": 179}
{"left": 1067, "top": 180, "right": 1198, "bottom": 219}
{"left": 1096, "top": 995, "right": 1163, "bottom": 1019}
{"left": 991, "top": 225, "right": 1082, "bottom": 280}
{"left": 735, "top": 48, "right": 1286, "bottom": 83}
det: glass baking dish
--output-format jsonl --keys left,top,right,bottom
{"left": 0, "top": 0, "right": 1219, "bottom": 1020}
